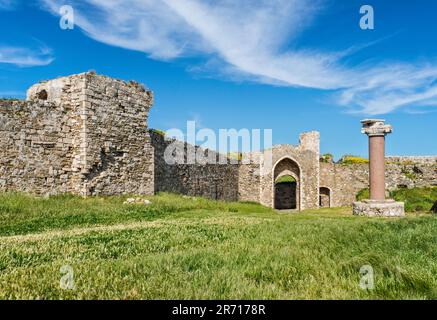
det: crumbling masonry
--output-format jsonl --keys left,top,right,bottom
{"left": 1, "top": 73, "right": 436, "bottom": 209}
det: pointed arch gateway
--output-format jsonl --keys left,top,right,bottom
{"left": 273, "top": 157, "right": 301, "bottom": 210}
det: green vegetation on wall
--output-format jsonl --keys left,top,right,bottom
{"left": 150, "top": 129, "right": 166, "bottom": 137}
{"left": 320, "top": 153, "right": 334, "bottom": 163}
{"left": 227, "top": 152, "right": 243, "bottom": 161}
{"left": 0, "top": 98, "right": 20, "bottom": 102}
{"left": 356, "top": 188, "right": 370, "bottom": 201}
{"left": 386, "top": 160, "right": 416, "bottom": 165}
{"left": 275, "top": 175, "right": 297, "bottom": 184}
{"left": 403, "top": 172, "right": 418, "bottom": 180}
{"left": 340, "top": 155, "right": 369, "bottom": 164}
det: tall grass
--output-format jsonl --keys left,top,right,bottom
{"left": 391, "top": 187, "right": 437, "bottom": 212}
{"left": 0, "top": 192, "right": 435, "bottom": 299}
{"left": 0, "top": 192, "right": 272, "bottom": 236}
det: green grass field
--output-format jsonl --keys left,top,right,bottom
{"left": 0, "top": 192, "right": 436, "bottom": 300}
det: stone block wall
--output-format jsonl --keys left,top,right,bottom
{"left": 385, "top": 156, "right": 437, "bottom": 189}
{"left": 238, "top": 157, "right": 262, "bottom": 203}
{"left": 319, "top": 162, "right": 368, "bottom": 207}
{"left": 76, "top": 73, "right": 154, "bottom": 196}
{"left": 0, "top": 72, "right": 154, "bottom": 196}
{"left": 150, "top": 130, "right": 239, "bottom": 201}
{"left": 0, "top": 75, "right": 85, "bottom": 194}
{"left": 320, "top": 156, "right": 437, "bottom": 207}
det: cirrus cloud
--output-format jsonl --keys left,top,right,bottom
{"left": 40, "top": 0, "right": 437, "bottom": 115}
{"left": 0, "top": 46, "right": 54, "bottom": 67}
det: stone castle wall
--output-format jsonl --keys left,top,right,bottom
{"left": 0, "top": 75, "right": 85, "bottom": 194}
{"left": 150, "top": 130, "right": 239, "bottom": 201}
{"left": 73, "top": 73, "right": 154, "bottom": 196}
{"left": 0, "top": 72, "right": 154, "bottom": 196}
{"left": 1, "top": 72, "right": 435, "bottom": 209}
{"left": 150, "top": 130, "right": 321, "bottom": 209}
{"left": 238, "top": 159, "right": 261, "bottom": 203}
{"left": 320, "top": 157, "right": 437, "bottom": 207}
{"left": 319, "top": 162, "right": 368, "bottom": 207}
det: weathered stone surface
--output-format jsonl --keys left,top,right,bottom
{"left": 319, "top": 187, "right": 331, "bottom": 207}
{"left": 353, "top": 200, "right": 405, "bottom": 217}
{"left": 150, "top": 130, "right": 239, "bottom": 201}
{"left": 320, "top": 157, "right": 437, "bottom": 207}
{"left": 1, "top": 72, "right": 435, "bottom": 211}
{"left": 361, "top": 119, "right": 392, "bottom": 136}
{"left": 0, "top": 72, "right": 154, "bottom": 196}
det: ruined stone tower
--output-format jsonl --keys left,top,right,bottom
{"left": 0, "top": 72, "right": 154, "bottom": 196}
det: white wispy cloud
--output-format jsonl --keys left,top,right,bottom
{"left": 338, "top": 62, "right": 437, "bottom": 114}
{"left": 0, "top": 46, "right": 54, "bottom": 66}
{"left": 40, "top": 0, "right": 437, "bottom": 114}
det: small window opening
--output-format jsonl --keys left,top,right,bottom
{"left": 38, "top": 90, "right": 48, "bottom": 100}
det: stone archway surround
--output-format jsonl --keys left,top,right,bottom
{"left": 257, "top": 141, "right": 320, "bottom": 210}
{"left": 272, "top": 156, "right": 302, "bottom": 210}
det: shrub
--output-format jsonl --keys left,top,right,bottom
{"left": 401, "top": 166, "right": 421, "bottom": 181}
{"left": 339, "top": 155, "right": 369, "bottom": 164}
{"left": 403, "top": 172, "right": 417, "bottom": 180}
{"left": 320, "top": 153, "right": 334, "bottom": 163}
{"left": 356, "top": 188, "right": 370, "bottom": 201}
{"left": 227, "top": 152, "right": 243, "bottom": 161}
{"left": 150, "top": 129, "right": 166, "bottom": 137}
{"left": 390, "top": 187, "right": 437, "bottom": 212}
{"left": 386, "top": 160, "right": 416, "bottom": 165}
{"left": 356, "top": 187, "right": 437, "bottom": 212}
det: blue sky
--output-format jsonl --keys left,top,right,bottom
{"left": 0, "top": 0, "right": 436, "bottom": 159}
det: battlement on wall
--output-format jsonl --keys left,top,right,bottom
{"left": 0, "top": 72, "right": 155, "bottom": 196}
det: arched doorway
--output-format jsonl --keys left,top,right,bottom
{"left": 275, "top": 175, "right": 297, "bottom": 209}
{"left": 273, "top": 158, "right": 300, "bottom": 210}
{"left": 319, "top": 187, "right": 331, "bottom": 208}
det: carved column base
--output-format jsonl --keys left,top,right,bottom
{"left": 353, "top": 199, "right": 405, "bottom": 217}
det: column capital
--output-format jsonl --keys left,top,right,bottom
{"left": 361, "top": 119, "right": 392, "bottom": 137}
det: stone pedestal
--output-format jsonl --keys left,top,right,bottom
{"left": 353, "top": 199, "right": 405, "bottom": 217}
{"left": 353, "top": 119, "right": 405, "bottom": 217}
